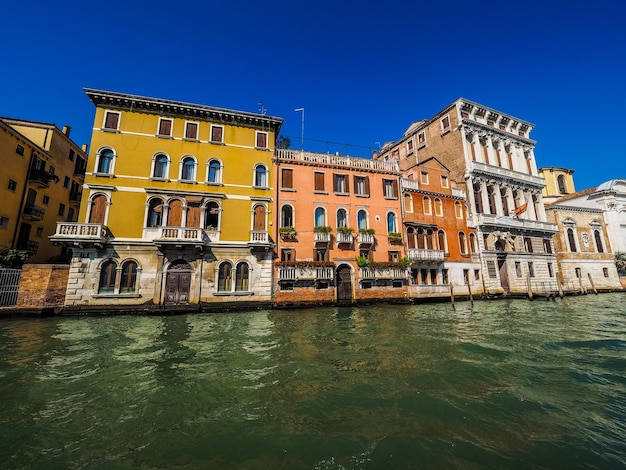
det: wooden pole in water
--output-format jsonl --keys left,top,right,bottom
{"left": 578, "top": 276, "right": 584, "bottom": 294}
{"left": 527, "top": 274, "right": 533, "bottom": 300}
{"left": 466, "top": 274, "right": 473, "bottom": 306}
{"left": 587, "top": 272, "right": 598, "bottom": 295}
{"left": 450, "top": 283, "right": 455, "bottom": 307}
{"left": 557, "top": 277, "right": 564, "bottom": 298}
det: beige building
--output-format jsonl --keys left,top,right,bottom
{"left": 377, "top": 98, "right": 559, "bottom": 296}
{"left": 0, "top": 118, "right": 87, "bottom": 263}
{"left": 538, "top": 167, "right": 575, "bottom": 204}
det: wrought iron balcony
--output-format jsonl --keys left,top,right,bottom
{"left": 28, "top": 168, "right": 56, "bottom": 188}
{"left": 23, "top": 204, "right": 45, "bottom": 220}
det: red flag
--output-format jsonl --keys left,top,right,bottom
{"left": 512, "top": 202, "right": 528, "bottom": 217}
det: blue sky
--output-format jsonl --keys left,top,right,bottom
{"left": 1, "top": 0, "right": 624, "bottom": 190}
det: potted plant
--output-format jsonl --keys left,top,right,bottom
{"left": 313, "top": 225, "right": 332, "bottom": 234}
{"left": 337, "top": 226, "right": 354, "bottom": 235}
{"left": 358, "top": 228, "right": 375, "bottom": 235}
{"left": 388, "top": 232, "right": 402, "bottom": 242}
{"left": 355, "top": 256, "right": 371, "bottom": 268}
{"left": 279, "top": 226, "right": 297, "bottom": 238}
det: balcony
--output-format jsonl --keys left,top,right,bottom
{"left": 357, "top": 232, "right": 375, "bottom": 246}
{"left": 359, "top": 266, "right": 408, "bottom": 280}
{"left": 277, "top": 264, "right": 334, "bottom": 281}
{"left": 249, "top": 230, "right": 272, "bottom": 249}
{"left": 50, "top": 222, "right": 109, "bottom": 248}
{"left": 401, "top": 178, "right": 420, "bottom": 191}
{"left": 469, "top": 161, "right": 546, "bottom": 189}
{"left": 336, "top": 231, "right": 354, "bottom": 245}
{"left": 69, "top": 190, "right": 82, "bottom": 205}
{"left": 23, "top": 204, "right": 45, "bottom": 221}
{"left": 275, "top": 149, "right": 399, "bottom": 172}
{"left": 154, "top": 226, "right": 208, "bottom": 250}
{"left": 475, "top": 213, "right": 558, "bottom": 233}
{"left": 408, "top": 248, "right": 445, "bottom": 263}
{"left": 314, "top": 231, "right": 332, "bottom": 244}
{"left": 28, "top": 168, "right": 56, "bottom": 188}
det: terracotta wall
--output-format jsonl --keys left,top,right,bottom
{"left": 16, "top": 264, "right": 69, "bottom": 311}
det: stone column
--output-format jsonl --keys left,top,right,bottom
{"left": 493, "top": 182, "right": 504, "bottom": 216}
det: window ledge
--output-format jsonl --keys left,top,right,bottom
{"left": 210, "top": 140, "right": 225, "bottom": 145}
{"left": 418, "top": 143, "right": 427, "bottom": 149}
{"left": 253, "top": 185, "right": 270, "bottom": 190}
{"left": 334, "top": 192, "right": 350, "bottom": 196}
{"left": 101, "top": 128, "right": 120, "bottom": 133}
{"left": 314, "top": 190, "right": 328, "bottom": 195}
{"left": 441, "top": 128, "right": 451, "bottom": 136}
{"left": 383, "top": 196, "right": 399, "bottom": 200}
{"left": 254, "top": 147, "right": 270, "bottom": 151}
{"left": 178, "top": 179, "right": 198, "bottom": 184}
{"left": 150, "top": 177, "right": 171, "bottom": 182}
{"left": 94, "top": 172, "right": 115, "bottom": 178}
{"left": 280, "top": 188, "right": 296, "bottom": 192}
{"left": 183, "top": 138, "right": 199, "bottom": 142}
{"left": 92, "top": 293, "right": 142, "bottom": 299}
{"left": 213, "top": 291, "right": 254, "bottom": 297}
{"left": 157, "top": 134, "right": 173, "bottom": 139}
{"left": 205, "top": 181, "right": 224, "bottom": 186}
{"left": 355, "top": 194, "right": 370, "bottom": 198}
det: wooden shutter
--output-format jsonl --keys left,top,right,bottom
{"left": 392, "top": 179, "right": 398, "bottom": 198}
{"left": 314, "top": 172, "right": 324, "bottom": 191}
{"left": 282, "top": 168, "right": 293, "bottom": 188}
{"left": 345, "top": 175, "right": 350, "bottom": 193}
{"left": 186, "top": 123, "right": 198, "bottom": 139}
{"left": 168, "top": 200, "right": 183, "bottom": 226}
{"left": 211, "top": 126, "right": 223, "bottom": 142}
{"left": 187, "top": 205, "right": 201, "bottom": 227}
{"left": 364, "top": 176, "right": 370, "bottom": 196}
{"left": 104, "top": 112, "right": 119, "bottom": 129}
{"left": 253, "top": 205, "right": 266, "bottom": 231}
{"left": 89, "top": 195, "right": 107, "bottom": 224}
{"left": 159, "top": 119, "right": 172, "bottom": 136}
{"left": 257, "top": 132, "right": 267, "bottom": 148}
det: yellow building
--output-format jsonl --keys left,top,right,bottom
{"left": 0, "top": 118, "right": 86, "bottom": 263}
{"left": 52, "top": 89, "right": 282, "bottom": 310}
{"left": 538, "top": 167, "right": 576, "bottom": 204}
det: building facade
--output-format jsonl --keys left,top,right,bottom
{"left": 51, "top": 89, "right": 282, "bottom": 310}
{"left": 377, "top": 99, "right": 559, "bottom": 296}
{"left": 273, "top": 149, "right": 408, "bottom": 306}
{"left": 0, "top": 118, "right": 86, "bottom": 263}
{"left": 400, "top": 157, "right": 482, "bottom": 299}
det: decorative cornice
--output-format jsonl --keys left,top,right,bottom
{"left": 461, "top": 119, "right": 536, "bottom": 146}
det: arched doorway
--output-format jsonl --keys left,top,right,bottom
{"left": 336, "top": 264, "right": 352, "bottom": 304}
{"left": 165, "top": 260, "right": 192, "bottom": 305}
{"left": 253, "top": 205, "right": 266, "bottom": 231}
{"left": 494, "top": 240, "right": 509, "bottom": 292}
{"left": 89, "top": 194, "right": 107, "bottom": 224}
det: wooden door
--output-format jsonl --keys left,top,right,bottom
{"left": 168, "top": 200, "right": 183, "bottom": 227}
{"left": 89, "top": 195, "right": 107, "bottom": 224}
{"left": 165, "top": 261, "right": 192, "bottom": 305}
{"left": 253, "top": 205, "right": 266, "bottom": 231}
{"left": 497, "top": 255, "right": 510, "bottom": 292}
{"left": 336, "top": 265, "right": 352, "bottom": 304}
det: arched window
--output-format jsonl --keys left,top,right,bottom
{"left": 423, "top": 196, "right": 432, "bottom": 215}
{"left": 99, "top": 260, "right": 117, "bottom": 293}
{"left": 454, "top": 201, "right": 463, "bottom": 219}
{"left": 89, "top": 194, "right": 107, "bottom": 224}
{"left": 469, "top": 233, "right": 477, "bottom": 253}
{"left": 417, "top": 228, "right": 426, "bottom": 249}
{"left": 181, "top": 156, "right": 196, "bottom": 181}
{"left": 407, "top": 227, "right": 416, "bottom": 249}
{"left": 567, "top": 228, "right": 577, "bottom": 252}
{"left": 253, "top": 204, "right": 266, "bottom": 231}
{"left": 314, "top": 207, "right": 326, "bottom": 227}
{"left": 434, "top": 198, "right": 443, "bottom": 216}
{"left": 147, "top": 198, "right": 164, "bottom": 227}
{"left": 438, "top": 230, "right": 447, "bottom": 252}
{"left": 357, "top": 210, "right": 368, "bottom": 229}
{"left": 281, "top": 205, "right": 294, "bottom": 228}
{"left": 235, "top": 262, "right": 249, "bottom": 291}
{"left": 96, "top": 148, "right": 114, "bottom": 174}
{"left": 167, "top": 199, "right": 184, "bottom": 226}
{"left": 207, "top": 159, "right": 222, "bottom": 183}
{"left": 426, "top": 228, "right": 435, "bottom": 249}
{"left": 459, "top": 232, "right": 467, "bottom": 255}
{"left": 205, "top": 201, "right": 220, "bottom": 229}
{"left": 254, "top": 164, "right": 267, "bottom": 187}
{"left": 218, "top": 262, "right": 232, "bottom": 292}
{"left": 593, "top": 229, "right": 604, "bottom": 253}
{"left": 120, "top": 260, "right": 138, "bottom": 293}
{"left": 474, "top": 183, "right": 484, "bottom": 214}
{"left": 153, "top": 153, "right": 169, "bottom": 179}
{"left": 404, "top": 193, "right": 413, "bottom": 212}
{"left": 557, "top": 175, "right": 567, "bottom": 194}
{"left": 337, "top": 208, "right": 348, "bottom": 228}
{"left": 387, "top": 212, "right": 397, "bottom": 233}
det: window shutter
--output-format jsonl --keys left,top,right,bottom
{"left": 364, "top": 176, "right": 370, "bottom": 196}
{"left": 159, "top": 120, "right": 171, "bottom": 136}
{"left": 315, "top": 172, "right": 324, "bottom": 191}
{"left": 392, "top": 179, "right": 398, "bottom": 198}
{"left": 345, "top": 175, "right": 350, "bottom": 193}
{"left": 282, "top": 168, "right": 293, "bottom": 188}
{"left": 105, "top": 112, "right": 119, "bottom": 129}
{"left": 333, "top": 174, "right": 338, "bottom": 193}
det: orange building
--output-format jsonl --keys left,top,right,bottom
{"left": 273, "top": 149, "right": 408, "bottom": 306}
{"left": 401, "top": 157, "right": 481, "bottom": 298}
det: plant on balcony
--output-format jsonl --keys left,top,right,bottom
{"left": 355, "top": 256, "right": 371, "bottom": 267}
{"left": 358, "top": 228, "right": 375, "bottom": 235}
{"left": 615, "top": 252, "right": 626, "bottom": 276}
{"left": 355, "top": 256, "right": 411, "bottom": 269}
{"left": 399, "top": 256, "right": 412, "bottom": 268}
{"left": 205, "top": 225, "right": 217, "bottom": 231}
{"left": 388, "top": 232, "right": 402, "bottom": 241}
{"left": 276, "top": 260, "right": 334, "bottom": 268}
{"left": 279, "top": 226, "right": 297, "bottom": 238}
{"left": 313, "top": 225, "right": 332, "bottom": 234}
{"left": 337, "top": 226, "right": 354, "bottom": 235}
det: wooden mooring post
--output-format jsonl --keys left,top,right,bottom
{"left": 527, "top": 275, "right": 533, "bottom": 300}
{"left": 466, "top": 275, "right": 473, "bottom": 306}
{"left": 587, "top": 273, "right": 598, "bottom": 295}
{"left": 450, "top": 283, "right": 455, "bottom": 307}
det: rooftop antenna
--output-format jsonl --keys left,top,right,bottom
{"left": 258, "top": 102, "right": 266, "bottom": 115}
{"left": 294, "top": 108, "right": 304, "bottom": 149}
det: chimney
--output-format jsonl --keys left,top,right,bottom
{"left": 81, "top": 144, "right": 88, "bottom": 153}
{"left": 62, "top": 125, "right": 71, "bottom": 137}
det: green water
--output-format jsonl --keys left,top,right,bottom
{"left": 0, "top": 294, "right": 625, "bottom": 469}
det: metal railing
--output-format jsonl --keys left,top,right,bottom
{"left": 23, "top": 205, "right": 45, "bottom": 219}
{"left": 0, "top": 268, "right": 21, "bottom": 306}
{"left": 276, "top": 149, "right": 399, "bottom": 172}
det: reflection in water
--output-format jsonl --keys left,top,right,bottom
{"left": 0, "top": 293, "right": 624, "bottom": 469}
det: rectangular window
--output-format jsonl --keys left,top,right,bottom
{"left": 548, "top": 262, "right": 554, "bottom": 278}
{"left": 185, "top": 122, "right": 199, "bottom": 140}
{"left": 42, "top": 195, "right": 49, "bottom": 205}
{"left": 314, "top": 172, "right": 325, "bottom": 192}
{"left": 36, "top": 227, "right": 43, "bottom": 238}
{"left": 442, "top": 269, "right": 449, "bottom": 284}
{"left": 68, "top": 207, "right": 75, "bottom": 221}
{"left": 441, "top": 175, "right": 448, "bottom": 188}
{"left": 211, "top": 125, "right": 224, "bottom": 143}
{"left": 281, "top": 249, "right": 293, "bottom": 261}
{"left": 315, "top": 249, "right": 328, "bottom": 262}
{"left": 420, "top": 171, "right": 429, "bottom": 185}
{"left": 48, "top": 166, "right": 55, "bottom": 176}
{"left": 8, "top": 179, "right": 17, "bottom": 191}
{"left": 383, "top": 179, "right": 398, "bottom": 199}
{"left": 58, "top": 203, "right": 65, "bottom": 216}
{"left": 603, "top": 267, "right": 609, "bottom": 278}
{"left": 15, "top": 144, "right": 25, "bottom": 156}
{"left": 575, "top": 267, "right": 581, "bottom": 278}
{"left": 334, "top": 174, "right": 349, "bottom": 194}
{"left": 441, "top": 115, "right": 450, "bottom": 133}
{"left": 354, "top": 176, "right": 369, "bottom": 196}
{"left": 103, "top": 111, "right": 120, "bottom": 130}
{"left": 158, "top": 118, "right": 173, "bottom": 137}
{"left": 474, "top": 269, "right": 480, "bottom": 281}
{"left": 524, "top": 237, "right": 533, "bottom": 253}
{"left": 69, "top": 149, "right": 75, "bottom": 161}
{"left": 256, "top": 132, "right": 268, "bottom": 149}
{"left": 543, "top": 239, "right": 552, "bottom": 253}
{"left": 0, "top": 216, "right": 8, "bottom": 229}
{"left": 487, "top": 261, "right": 497, "bottom": 278}
{"left": 388, "top": 251, "right": 399, "bottom": 263}
{"left": 515, "top": 262, "right": 522, "bottom": 277}
{"left": 528, "top": 262, "right": 535, "bottom": 278}
{"left": 431, "top": 269, "right": 438, "bottom": 284}
{"left": 417, "top": 132, "right": 426, "bottom": 147}
{"left": 407, "top": 140, "right": 414, "bottom": 153}
{"left": 281, "top": 168, "right": 293, "bottom": 189}
{"left": 63, "top": 176, "right": 70, "bottom": 188}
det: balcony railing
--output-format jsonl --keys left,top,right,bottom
{"left": 25, "top": 240, "right": 39, "bottom": 254}
{"left": 28, "top": 168, "right": 54, "bottom": 188}
{"left": 51, "top": 223, "right": 109, "bottom": 246}
{"left": 275, "top": 149, "right": 399, "bottom": 172}
{"left": 278, "top": 265, "right": 334, "bottom": 281}
{"left": 401, "top": 178, "right": 420, "bottom": 191}
{"left": 314, "top": 232, "right": 331, "bottom": 244}
{"left": 359, "top": 267, "right": 408, "bottom": 280}
{"left": 408, "top": 248, "right": 445, "bottom": 262}
{"left": 23, "top": 205, "right": 45, "bottom": 220}
{"left": 475, "top": 213, "right": 558, "bottom": 233}
{"left": 336, "top": 232, "right": 353, "bottom": 244}
{"left": 357, "top": 233, "right": 375, "bottom": 245}
{"left": 469, "top": 161, "right": 546, "bottom": 188}
{"left": 157, "top": 227, "right": 207, "bottom": 242}
{"left": 250, "top": 230, "right": 270, "bottom": 244}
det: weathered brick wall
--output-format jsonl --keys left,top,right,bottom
{"left": 273, "top": 286, "right": 336, "bottom": 306}
{"left": 355, "top": 285, "right": 408, "bottom": 301}
{"left": 16, "top": 264, "right": 69, "bottom": 310}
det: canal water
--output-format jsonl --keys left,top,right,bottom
{"left": 0, "top": 294, "right": 625, "bottom": 469}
